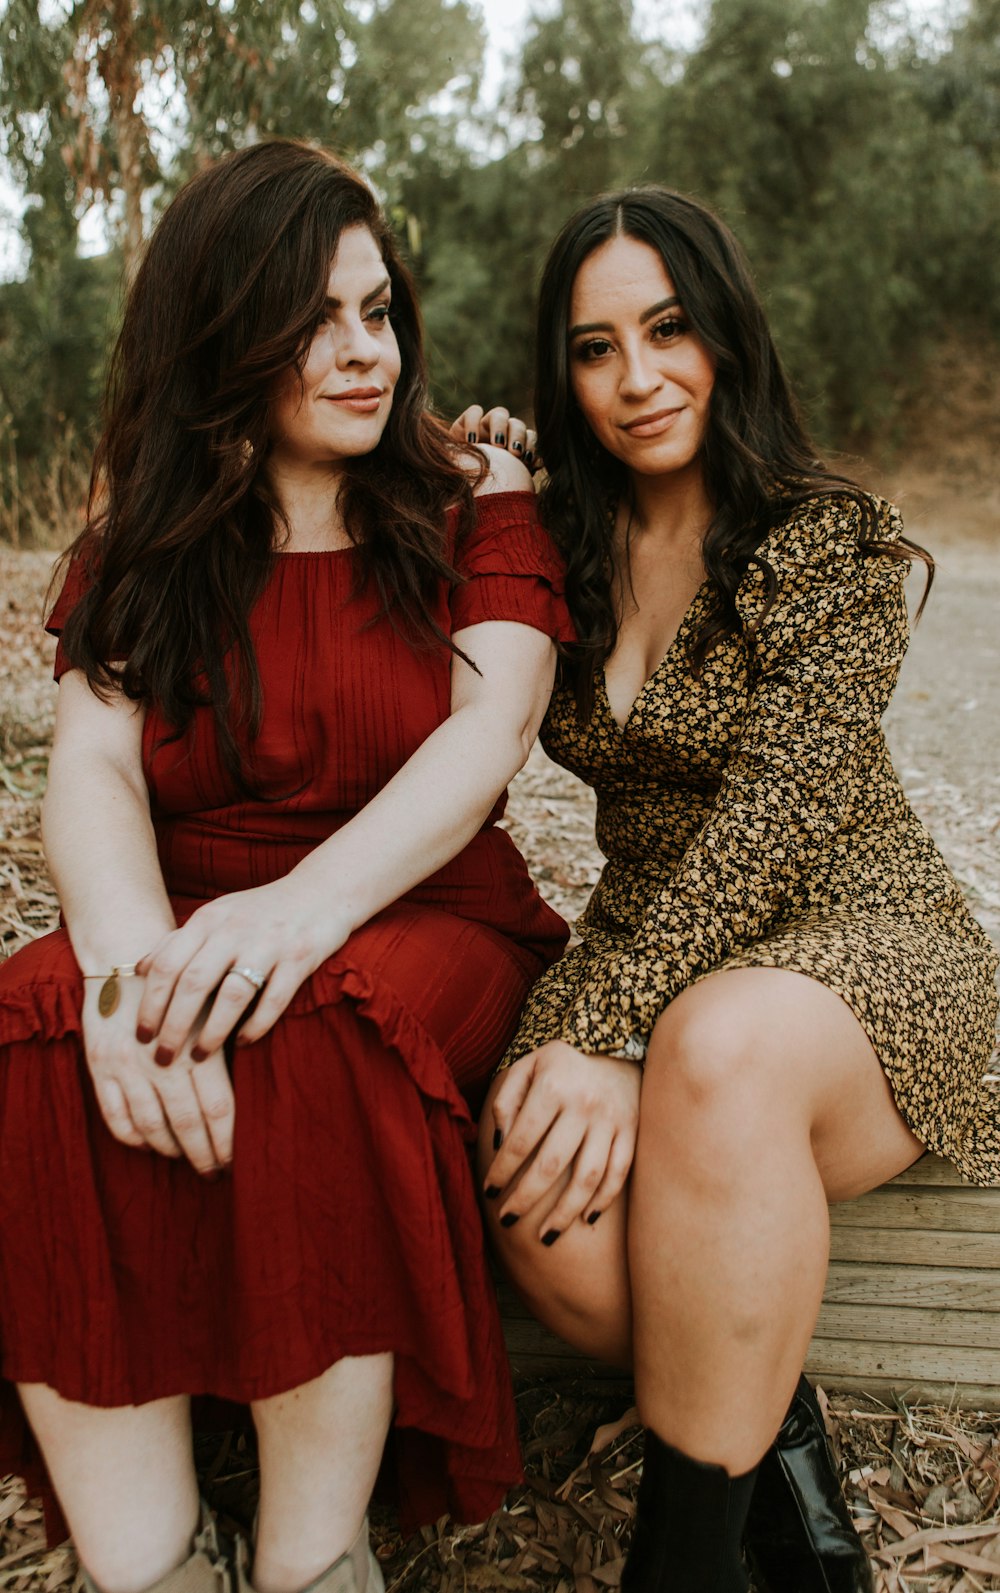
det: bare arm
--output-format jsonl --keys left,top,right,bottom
{"left": 136, "top": 613, "right": 557, "bottom": 1057}
{"left": 42, "top": 672, "right": 234, "bottom": 1174}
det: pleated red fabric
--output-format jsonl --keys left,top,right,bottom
{"left": 0, "top": 490, "right": 572, "bottom": 1542}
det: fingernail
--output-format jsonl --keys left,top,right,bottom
{"left": 234, "top": 1033, "right": 250, "bottom": 1048}
{"left": 484, "top": 1185, "right": 501, "bottom": 1200}
{"left": 202, "top": 1169, "right": 223, "bottom": 1182}
{"left": 136, "top": 1024, "right": 153, "bottom": 1044}
{"left": 190, "top": 1045, "right": 208, "bottom": 1063}
{"left": 500, "top": 1212, "right": 519, "bottom": 1229}
{"left": 542, "top": 1229, "right": 561, "bottom": 1246}
{"left": 511, "top": 440, "right": 523, "bottom": 454}
{"left": 495, "top": 432, "right": 506, "bottom": 445}
{"left": 587, "top": 1210, "right": 602, "bottom": 1226}
{"left": 493, "top": 1128, "right": 503, "bottom": 1151}
{"left": 154, "top": 1045, "right": 174, "bottom": 1067}
{"left": 467, "top": 431, "right": 477, "bottom": 443}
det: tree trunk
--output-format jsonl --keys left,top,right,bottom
{"left": 102, "top": 0, "right": 146, "bottom": 277}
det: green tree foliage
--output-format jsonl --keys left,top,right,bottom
{"left": 0, "top": 0, "right": 998, "bottom": 542}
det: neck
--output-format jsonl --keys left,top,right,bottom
{"left": 624, "top": 461, "right": 714, "bottom": 551}
{"left": 265, "top": 456, "right": 350, "bottom": 551}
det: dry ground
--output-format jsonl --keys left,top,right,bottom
{"left": 0, "top": 444, "right": 998, "bottom": 1588}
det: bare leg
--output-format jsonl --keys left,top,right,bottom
{"left": 250, "top": 1353, "right": 394, "bottom": 1593}
{"left": 17, "top": 1384, "right": 198, "bottom": 1593}
{"left": 630, "top": 968, "right": 923, "bottom": 1470}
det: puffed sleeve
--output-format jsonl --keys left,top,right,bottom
{"left": 557, "top": 495, "right": 912, "bottom": 1056}
{"left": 450, "top": 489, "right": 575, "bottom": 642}
{"left": 44, "top": 545, "right": 98, "bottom": 680}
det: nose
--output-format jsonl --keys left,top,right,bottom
{"left": 619, "top": 338, "right": 660, "bottom": 401}
{"left": 335, "top": 315, "right": 380, "bottom": 371}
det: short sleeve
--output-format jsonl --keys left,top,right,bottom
{"left": 45, "top": 546, "right": 97, "bottom": 680}
{"left": 449, "top": 490, "right": 575, "bottom": 642}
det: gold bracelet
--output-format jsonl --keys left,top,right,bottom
{"left": 82, "top": 963, "right": 143, "bottom": 1018}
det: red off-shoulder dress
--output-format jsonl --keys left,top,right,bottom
{"left": 0, "top": 490, "right": 571, "bottom": 1541}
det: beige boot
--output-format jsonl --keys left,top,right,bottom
{"left": 234, "top": 1518, "right": 384, "bottom": 1593}
{"left": 80, "top": 1502, "right": 229, "bottom": 1593}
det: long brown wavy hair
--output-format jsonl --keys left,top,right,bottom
{"left": 57, "top": 139, "right": 478, "bottom": 788}
{"left": 534, "top": 187, "right": 932, "bottom": 717}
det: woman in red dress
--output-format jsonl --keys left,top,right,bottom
{"left": 0, "top": 140, "right": 571, "bottom": 1593}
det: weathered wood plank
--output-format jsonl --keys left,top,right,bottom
{"left": 831, "top": 1187, "right": 1000, "bottom": 1233}
{"left": 888, "top": 1156, "right": 974, "bottom": 1188}
{"left": 824, "top": 1262, "right": 1000, "bottom": 1310}
{"left": 829, "top": 1227, "right": 1000, "bottom": 1268}
{"left": 804, "top": 1339, "right": 1000, "bottom": 1385}
{"left": 806, "top": 1374, "right": 1000, "bottom": 1410}
{"left": 814, "top": 1303, "right": 1000, "bottom": 1350}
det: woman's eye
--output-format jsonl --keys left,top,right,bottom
{"left": 366, "top": 304, "right": 391, "bottom": 326}
{"left": 652, "top": 316, "right": 688, "bottom": 342}
{"left": 576, "top": 337, "right": 614, "bottom": 361}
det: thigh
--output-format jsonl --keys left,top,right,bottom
{"left": 644, "top": 966, "right": 925, "bottom": 1202}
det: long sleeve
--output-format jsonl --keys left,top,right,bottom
{"left": 557, "top": 494, "right": 912, "bottom": 1056}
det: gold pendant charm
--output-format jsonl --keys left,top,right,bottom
{"left": 98, "top": 973, "right": 120, "bottom": 1018}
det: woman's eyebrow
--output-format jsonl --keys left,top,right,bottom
{"left": 568, "top": 295, "right": 681, "bottom": 339}
{"left": 324, "top": 276, "right": 392, "bottom": 313}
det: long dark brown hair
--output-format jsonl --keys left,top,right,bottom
{"left": 57, "top": 139, "right": 477, "bottom": 787}
{"left": 534, "top": 187, "right": 932, "bottom": 716}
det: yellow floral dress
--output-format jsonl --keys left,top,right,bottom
{"left": 506, "top": 493, "right": 1000, "bottom": 1184}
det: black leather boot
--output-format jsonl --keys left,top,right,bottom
{"left": 744, "top": 1376, "right": 874, "bottom": 1593}
{"left": 622, "top": 1428, "right": 758, "bottom": 1592}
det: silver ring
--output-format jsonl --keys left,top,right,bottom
{"left": 231, "top": 965, "right": 266, "bottom": 991}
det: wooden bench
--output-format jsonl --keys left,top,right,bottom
{"left": 498, "top": 1154, "right": 1000, "bottom": 1407}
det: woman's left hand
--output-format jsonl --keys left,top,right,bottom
{"left": 134, "top": 877, "right": 352, "bottom": 1063}
{"left": 484, "top": 1040, "right": 641, "bottom": 1238}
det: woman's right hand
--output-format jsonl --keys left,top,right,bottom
{"left": 451, "top": 404, "right": 537, "bottom": 467}
{"left": 81, "top": 978, "right": 234, "bottom": 1176}
{"left": 483, "top": 1040, "right": 640, "bottom": 1239}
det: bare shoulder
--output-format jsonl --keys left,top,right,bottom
{"left": 464, "top": 443, "right": 534, "bottom": 497}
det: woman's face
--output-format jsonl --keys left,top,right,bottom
{"left": 568, "top": 234, "right": 715, "bottom": 482}
{"left": 268, "top": 225, "right": 402, "bottom": 472}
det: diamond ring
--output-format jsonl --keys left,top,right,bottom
{"left": 231, "top": 966, "right": 267, "bottom": 991}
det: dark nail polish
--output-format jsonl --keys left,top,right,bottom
{"left": 190, "top": 1045, "right": 208, "bottom": 1063}
{"left": 154, "top": 1045, "right": 174, "bottom": 1068}
{"left": 493, "top": 1128, "right": 502, "bottom": 1151}
{"left": 511, "top": 440, "right": 523, "bottom": 454}
{"left": 542, "top": 1229, "right": 561, "bottom": 1246}
{"left": 500, "top": 1212, "right": 519, "bottom": 1228}
{"left": 467, "top": 431, "right": 477, "bottom": 443}
{"left": 136, "top": 1024, "right": 153, "bottom": 1045}
{"left": 587, "top": 1210, "right": 602, "bottom": 1225}
{"left": 484, "top": 1185, "right": 501, "bottom": 1199}
{"left": 496, "top": 432, "right": 506, "bottom": 446}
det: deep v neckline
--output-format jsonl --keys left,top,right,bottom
{"left": 601, "top": 578, "right": 711, "bottom": 734}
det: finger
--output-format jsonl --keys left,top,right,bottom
{"left": 524, "top": 427, "right": 539, "bottom": 469}
{"left": 454, "top": 404, "right": 484, "bottom": 443}
{"left": 507, "top": 418, "right": 529, "bottom": 460}
{"left": 582, "top": 1131, "right": 637, "bottom": 1224}
{"left": 154, "top": 1072, "right": 221, "bottom": 1177}
{"left": 497, "top": 1115, "right": 588, "bottom": 1227}
{"left": 484, "top": 1056, "right": 536, "bottom": 1181}
{"left": 155, "top": 954, "right": 256, "bottom": 1063}
{"left": 121, "top": 1077, "right": 184, "bottom": 1159}
{"left": 190, "top": 1055, "right": 236, "bottom": 1168}
{"left": 93, "top": 1075, "right": 146, "bottom": 1149}
{"left": 188, "top": 966, "right": 264, "bottom": 1056}
{"left": 135, "top": 919, "right": 212, "bottom": 1045}
{"left": 537, "top": 1127, "right": 615, "bottom": 1239}
{"left": 484, "top": 406, "right": 511, "bottom": 446}
{"left": 485, "top": 1083, "right": 565, "bottom": 1209}
{"left": 233, "top": 965, "right": 300, "bottom": 1046}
